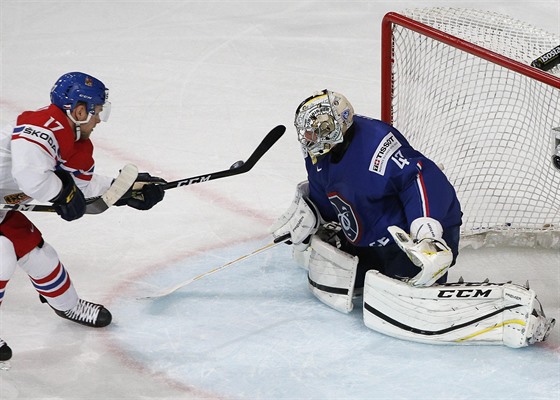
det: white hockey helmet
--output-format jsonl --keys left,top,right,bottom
{"left": 294, "top": 89, "right": 354, "bottom": 162}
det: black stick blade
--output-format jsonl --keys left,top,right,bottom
{"left": 242, "top": 125, "right": 286, "bottom": 170}
{"left": 163, "top": 125, "right": 286, "bottom": 189}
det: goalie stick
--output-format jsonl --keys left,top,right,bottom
{"left": 0, "top": 164, "right": 139, "bottom": 215}
{"left": 141, "top": 233, "right": 290, "bottom": 299}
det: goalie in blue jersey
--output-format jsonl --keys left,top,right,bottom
{"left": 273, "top": 89, "right": 462, "bottom": 291}
{"left": 271, "top": 90, "right": 554, "bottom": 348}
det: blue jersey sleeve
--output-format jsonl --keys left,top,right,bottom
{"left": 392, "top": 157, "right": 462, "bottom": 228}
{"left": 379, "top": 124, "right": 462, "bottom": 229}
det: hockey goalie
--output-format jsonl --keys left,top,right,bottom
{"left": 271, "top": 90, "right": 555, "bottom": 348}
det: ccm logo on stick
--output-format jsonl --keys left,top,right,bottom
{"left": 176, "top": 175, "right": 211, "bottom": 187}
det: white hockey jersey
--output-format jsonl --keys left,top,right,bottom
{"left": 0, "top": 104, "right": 113, "bottom": 223}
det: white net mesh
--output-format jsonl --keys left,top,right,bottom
{"left": 386, "top": 8, "right": 560, "bottom": 248}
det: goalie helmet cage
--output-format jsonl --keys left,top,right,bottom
{"left": 381, "top": 8, "right": 560, "bottom": 249}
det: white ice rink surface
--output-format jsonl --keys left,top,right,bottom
{"left": 0, "top": 1, "right": 559, "bottom": 399}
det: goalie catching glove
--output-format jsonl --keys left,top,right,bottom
{"left": 389, "top": 217, "right": 453, "bottom": 287}
{"left": 270, "top": 181, "right": 321, "bottom": 247}
{"left": 115, "top": 172, "right": 166, "bottom": 210}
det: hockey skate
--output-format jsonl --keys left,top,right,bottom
{"left": 0, "top": 338, "right": 12, "bottom": 361}
{"left": 40, "top": 295, "right": 112, "bottom": 328}
{"left": 526, "top": 299, "right": 556, "bottom": 345}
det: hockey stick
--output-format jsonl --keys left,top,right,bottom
{"left": 0, "top": 164, "right": 139, "bottom": 215}
{"left": 74, "top": 124, "right": 286, "bottom": 202}
{"left": 141, "top": 233, "right": 290, "bottom": 300}
{"left": 1, "top": 125, "right": 285, "bottom": 214}
{"left": 160, "top": 124, "right": 286, "bottom": 190}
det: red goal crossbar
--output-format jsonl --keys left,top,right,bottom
{"left": 380, "top": 11, "right": 560, "bottom": 124}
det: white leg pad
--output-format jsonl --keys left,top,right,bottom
{"left": 293, "top": 244, "right": 312, "bottom": 270}
{"left": 363, "top": 270, "right": 555, "bottom": 348}
{"left": 293, "top": 223, "right": 343, "bottom": 271}
{"left": 307, "top": 236, "right": 358, "bottom": 313}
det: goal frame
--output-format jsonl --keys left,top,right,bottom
{"left": 380, "top": 11, "right": 560, "bottom": 124}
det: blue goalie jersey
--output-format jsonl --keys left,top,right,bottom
{"left": 305, "top": 115, "right": 462, "bottom": 248}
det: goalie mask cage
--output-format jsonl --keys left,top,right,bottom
{"left": 381, "top": 8, "right": 560, "bottom": 248}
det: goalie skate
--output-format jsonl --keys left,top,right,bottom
{"left": 40, "top": 295, "right": 112, "bottom": 328}
{"left": 525, "top": 301, "right": 556, "bottom": 345}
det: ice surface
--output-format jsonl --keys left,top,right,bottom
{"left": 0, "top": 1, "right": 558, "bottom": 399}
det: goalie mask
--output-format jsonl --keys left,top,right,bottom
{"left": 294, "top": 89, "right": 354, "bottom": 163}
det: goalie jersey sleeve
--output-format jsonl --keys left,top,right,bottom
{"left": 8, "top": 104, "right": 112, "bottom": 202}
{"left": 305, "top": 115, "right": 462, "bottom": 247}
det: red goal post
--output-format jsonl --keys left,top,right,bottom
{"left": 380, "top": 8, "right": 560, "bottom": 248}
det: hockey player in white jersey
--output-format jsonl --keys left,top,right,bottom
{"left": 271, "top": 89, "right": 554, "bottom": 348}
{"left": 0, "top": 72, "right": 166, "bottom": 361}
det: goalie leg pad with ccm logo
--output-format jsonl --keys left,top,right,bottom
{"left": 362, "top": 270, "right": 555, "bottom": 348}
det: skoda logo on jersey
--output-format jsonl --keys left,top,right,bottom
{"left": 328, "top": 193, "right": 360, "bottom": 243}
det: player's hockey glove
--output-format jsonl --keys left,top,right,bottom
{"left": 50, "top": 169, "right": 87, "bottom": 221}
{"left": 115, "top": 172, "right": 166, "bottom": 210}
{"left": 269, "top": 181, "right": 321, "bottom": 248}
{"left": 388, "top": 217, "right": 453, "bottom": 287}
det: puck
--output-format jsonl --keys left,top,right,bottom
{"left": 230, "top": 160, "right": 245, "bottom": 169}
{"left": 553, "top": 155, "right": 560, "bottom": 170}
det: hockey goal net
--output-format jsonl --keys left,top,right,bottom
{"left": 381, "top": 8, "right": 560, "bottom": 248}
